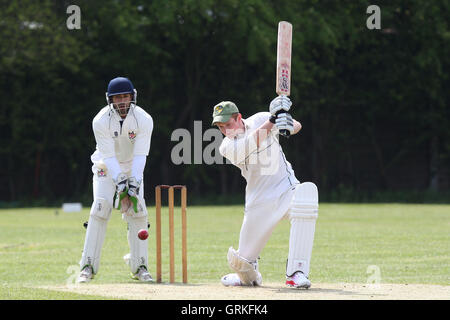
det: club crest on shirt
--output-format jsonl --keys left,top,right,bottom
{"left": 97, "top": 169, "right": 106, "bottom": 177}
{"left": 128, "top": 130, "right": 136, "bottom": 141}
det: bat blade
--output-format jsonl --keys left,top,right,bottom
{"left": 276, "top": 21, "right": 293, "bottom": 138}
{"left": 276, "top": 21, "right": 292, "bottom": 96}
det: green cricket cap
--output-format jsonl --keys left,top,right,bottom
{"left": 211, "top": 101, "right": 239, "bottom": 125}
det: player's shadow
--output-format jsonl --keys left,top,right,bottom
{"left": 264, "top": 285, "right": 385, "bottom": 298}
{"left": 123, "top": 280, "right": 201, "bottom": 287}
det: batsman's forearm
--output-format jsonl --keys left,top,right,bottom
{"left": 252, "top": 119, "right": 275, "bottom": 148}
{"left": 292, "top": 120, "right": 302, "bottom": 135}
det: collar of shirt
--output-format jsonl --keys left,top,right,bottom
{"left": 234, "top": 118, "right": 250, "bottom": 139}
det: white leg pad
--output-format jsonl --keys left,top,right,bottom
{"left": 227, "top": 247, "right": 261, "bottom": 286}
{"left": 286, "top": 182, "right": 319, "bottom": 277}
{"left": 80, "top": 198, "right": 112, "bottom": 274}
{"left": 124, "top": 214, "right": 149, "bottom": 274}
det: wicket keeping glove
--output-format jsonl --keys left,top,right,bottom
{"left": 114, "top": 172, "right": 129, "bottom": 210}
{"left": 269, "top": 95, "right": 292, "bottom": 116}
{"left": 127, "top": 176, "right": 141, "bottom": 213}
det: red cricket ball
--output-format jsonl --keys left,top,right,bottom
{"left": 137, "top": 229, "right": 148, "bottom": 240}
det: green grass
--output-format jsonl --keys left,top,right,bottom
{"left": 0, "top": 204, "right": 449, "bottom": 299}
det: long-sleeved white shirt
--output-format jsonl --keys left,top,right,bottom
{"left": 219, "top": 112, "right": 299, "bottom": 209}
{"left": 90, "top": 105, "right": 153, "bottom": 180}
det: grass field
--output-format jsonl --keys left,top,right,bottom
{"left": 0, "top": 203, "right": 449, "bottom": 299}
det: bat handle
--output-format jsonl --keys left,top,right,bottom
{"left": 280, "top": 129, "right": 290, "bottom": 138}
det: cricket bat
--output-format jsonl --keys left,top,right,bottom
{"left": 276, "top": 21, "right": 293, "bottom": 137}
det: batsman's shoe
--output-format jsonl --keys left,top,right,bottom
{"left": 221, "top": 272, "right": 263, "bottom": 287}
{"left": 221, "top": 273, "right": 242, "bottom": 286}
{"left": 77, "top": 265, "right": 94, "bottom": 283}
{"left": 132, "top": 266, "right": 153, "bottom": 282}
{"left": 286, "top": 271, "right": 311, "bottom": 289}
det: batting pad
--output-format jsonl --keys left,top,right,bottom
{"left": 227, "top": 247, "right": 261, "bottom": 286}
{"left": 124, "top": 215, "right": 149, "bottom": 274}
{"left": 79, "top": 198, "right": 112, "bottom": 274}
{"left": 286, "top": 182, "right": 319, "bottom": 277}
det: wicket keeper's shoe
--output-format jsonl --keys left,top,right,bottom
{"left": 132, "top": 266, "right": 153, "bottom": 282}
{"left": 221, "top": 272, "right": 263, "bottom": 286}
{"left": 77, "top": 265, "right": 94, "bottom": 283}
{"left": 286, "top": 271, "right": 311, "bottom": 289}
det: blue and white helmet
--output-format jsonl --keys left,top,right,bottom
{"left": 105, "top": 77, "right": 137, "bottom": 117}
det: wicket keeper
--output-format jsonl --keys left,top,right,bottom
{"left": 77, "top": 77, "right": 154, "bottom": 283}
{"left": 212, "top": 97, "right": 319, "bottom": 288}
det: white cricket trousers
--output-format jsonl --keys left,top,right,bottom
{"left": 237, "top": 186, "right": 297, "bottom": 261}
{"left": 79, "top": 165, "right": 148, "bottom": 274}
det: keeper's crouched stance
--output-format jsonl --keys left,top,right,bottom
{"left": 77, "top": 77, "right": 154, "bottom": 283}
{"left": 212, "top": 98, "right": 318, "bottom": 289}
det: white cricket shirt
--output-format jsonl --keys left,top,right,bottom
{"left": 91, "top": 105, "right": 153, "bottom": 174}
{"left": 219, "top": 112, "right": 299, "bottom": 208}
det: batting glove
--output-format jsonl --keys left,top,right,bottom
{"left": 269, "top": 95, "right": 292, "bottom": 116}
{"left": 275, "top": 113, "right": 294, "bottom": 135}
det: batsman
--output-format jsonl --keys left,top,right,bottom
{"left": 213, "top": 21, "right": 318, "bottom": 289}
{"left": 212, "top": 98, "right": 319, "bottom": 289}
{"left": 77, "top": 77, "right": 154, "bottom": 283}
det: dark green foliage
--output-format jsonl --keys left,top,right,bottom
{"left": 0, "top": 0, "right": 448, "bottom": 205}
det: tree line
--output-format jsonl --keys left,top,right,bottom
{"left": 0, "top": 0, "right": 448, "bottom": 206}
